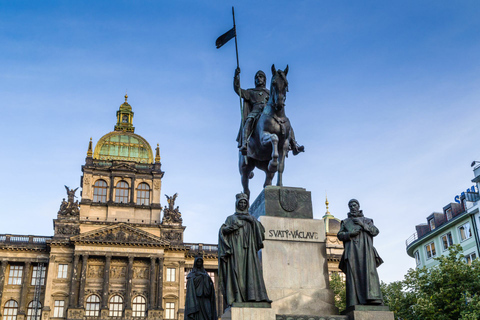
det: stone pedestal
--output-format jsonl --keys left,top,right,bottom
{"left": 342, "top": 306, "right": 394, "bottom": 320}
{"left": 251, "top": 186, "right": 338, "bottom": 317}
{"left": 221, "top": 306, "right": 275, "bottom": 320}
{"left": 222, "top": 186, "right": 394, "bottom": 320}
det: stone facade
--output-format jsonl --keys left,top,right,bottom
{"left": 323, "top": 204, "right": 343, "bottom": 278}
{"left": 0, "top": 97, "right": 220, "bottom": 320}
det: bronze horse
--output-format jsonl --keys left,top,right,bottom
{"left": 239, "top": 64, "right": 298, "bottom": 198}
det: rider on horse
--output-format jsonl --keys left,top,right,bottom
{"left": 234, "top": 67, "right": 304, "bottom": 156}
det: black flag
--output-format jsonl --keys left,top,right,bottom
{"left": 215, "top": 27, "right": 236, "bottom": 49}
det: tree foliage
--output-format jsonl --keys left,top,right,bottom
{"left": 333, "top": 245, "right": 480, "bottom": 319}
{"left": 329, "top": 272, "right": 346, "bottom": 312}
{"left": 383, "top": 245, "right": 480, "bottom": 320}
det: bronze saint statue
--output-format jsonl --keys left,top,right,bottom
{"left": 237, "top": 65, "right": 304, "bottom": 197}
{"left": 337, "top": 199, "right": 384, "bottom": 308}
{"left": 218, "top": 193, "right": 270, "bottom": 311}
{"left": 234, "top": 67, "right": 304, "bottom": 157}
{"left": 185, "top": 256, "right": 217, "bottom": 320}
{"left": 234, "top": 68, "right": 270, "bottom": 155}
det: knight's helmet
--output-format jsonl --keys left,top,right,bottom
{"left": 254, "top": 70, "right": 266, "bottom": 87}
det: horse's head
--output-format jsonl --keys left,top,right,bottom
{"left": 269, "top": 64, "right": 289, "bottom": 111}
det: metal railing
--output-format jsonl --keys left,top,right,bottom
{"left": 405, "top": 232, "right": 418, "bottom": 247}
{"left": 0, "top": 235, "right": 51, "bottom": 244}
{"left": 80, "top": 216, "right": 159, "bottom": 224}
{"left": 185, "top": 243, "right": 218, "bottom": 253}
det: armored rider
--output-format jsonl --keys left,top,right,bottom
{"left": 234, "top": 68, "right": 304, "bottom": 156}
{"left": 234, "top": 67, "right": 269, "bottom": 155}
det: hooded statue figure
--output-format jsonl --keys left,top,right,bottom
{"left": 185, "top": 256, "right": 217, "bottom": 320}
{"left": 218, "top": 193, "right": 270, "bottom": 311}
{"left": 337, "top": 199, "right": 384, "bottom": 308}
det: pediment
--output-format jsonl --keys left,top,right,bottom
{"left": 109, "top": 162, "right": 137, "bottom": 172}
{"left": 71, "top": 223, "right": 169, "bottom": 246}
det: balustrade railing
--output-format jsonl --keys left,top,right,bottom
{"left": 0, "top": 234, "right": 51, "bottom": 244}
{"left": 185, "top": 243, "right": 218, "bottom": 253}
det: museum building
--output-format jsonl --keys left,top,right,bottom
{"left": 0, "top": 96, "right": 221, "bottom": 320}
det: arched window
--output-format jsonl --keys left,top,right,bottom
{"left": 108, "top": 295, "right": 123, "bottom": 317}
{"left": 3, "top": 300, "right": 18, "bottom": 320}
{"left": 132, "top": 296, "right": 146, "bottom": 318}
{"left": 85, "top": 295, "right": 100, "bottom": 317}
{"left": 93, "top": 180, "right": 108, "bottom": 203}
{"left": 26, "top": 301, "right": 41, "bottom": 320}
{"left": 115, "top": 181, "right": 129, "bottom": 203}
{"left": 136, "top": 183, "right": 150, "bottom": 205}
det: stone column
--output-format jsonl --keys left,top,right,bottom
{"left": 69, "top": 254, "right": 80, "bottom": 308}
{"left": 0, "top": 260, "right": 8, "bottom": 303}
{"left": 101, "top": 255, "right": 112, "bottom": 309}
{"left": 125, "top": 256, "right": 134, "bottom": 310}
{"left": 178, "top": 261, "right": 186, "bottom": 318}
{"left": 18, "top": 261, "right": 31, "bottom": 315}
{"left": 130, "top": 177, "right": 136, "bottom": 204}
{"left": 149, "top": 257, "right": 156, "bottom": 309}
{"left": 156, "top": 257, "right": 164, "bottom": 309}
{"left": 77, "top": 254, "right": 89, "bottom": 308}
{"left": 109, "top": 176, "right": 115, "bottom": 202}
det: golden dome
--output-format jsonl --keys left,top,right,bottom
{"left": 93, "top": 131, "right": 154, "bottom": 164}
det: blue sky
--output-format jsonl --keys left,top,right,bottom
{"left": 2, "top": 1, "right": 480, "bottom": 283}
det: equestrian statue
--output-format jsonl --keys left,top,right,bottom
{"left": 235, "top": 64, "right": 304, "bottom": 198}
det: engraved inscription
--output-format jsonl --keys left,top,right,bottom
{"left": 268, "top": 229, "right": 318, "bottom": 240}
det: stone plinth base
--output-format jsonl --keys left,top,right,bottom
{"left": 277, "top": 315, "right": 347, "bottom": 320}
{"left": 250, "top": 186, "right": 338, "bottom": 316}
{"left": 221, "top": 306, "right": 275, "bottom": 320}
{"left": 250, "top": 186, "right": 313, "bottom": 219}
{"left": 342, "top": 306, "right": 394, "bottom": 320}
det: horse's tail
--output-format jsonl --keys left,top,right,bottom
{"left": 248, "top": 172, "right": 254, "bottom": 179}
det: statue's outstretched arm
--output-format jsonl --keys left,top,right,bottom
{"left": 234, "top": 68, "right": 247, "bottom": 99}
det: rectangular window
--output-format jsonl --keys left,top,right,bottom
{"left": 429, "top": 219, "right": 435, "bottom": 230}
{"left": 465, "top": 252, "right": 477, "bottom": 265}
{"left": 57, "top": 264, "right": 68, "bottom": 279}
{"left": 165, "top": 302, "right": 175, "bottom": 319}
{"left": 459, "top": 222, "right": 472, "bottom": 241}
{"left": 31, "top": 265, "right": 46, "bottom": 286}
{"left": 446, "top": 208, "right": 452, "bottom": 221}
{"left": 166, "top": 268, "right": 176, "bottom": 282}
{"left": 8, "top": 265, "right": 23, "bottom": 285}
{"left": 53, "top": 300, "right": 65, "bottom": 318}
{"left": 425, "top": 242, "right": 436, "bottom": 260}
{"left": 414, "top": 251, "right": 421, "bottom": 266}
{"left": 441, "top": 232, "right": 454, "bottom": 250}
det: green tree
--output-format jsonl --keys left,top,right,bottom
{"left": 381, "top": 245, "right": 480, "bottom": 320}
{"left": 329, "top": 246, "right": 480, "bottom": 319}
{"left": 329, "top": 272, "right": 346, "bottom": 312}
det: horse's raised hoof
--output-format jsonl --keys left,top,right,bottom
{"left": 268, "top": 160, "right": 278, "bottom": 172}
{"left": 248, "top": 172, "right": 254, "bottom": 179}
{"left": 293, "top": 145, "right": 305, "bottom": 156}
